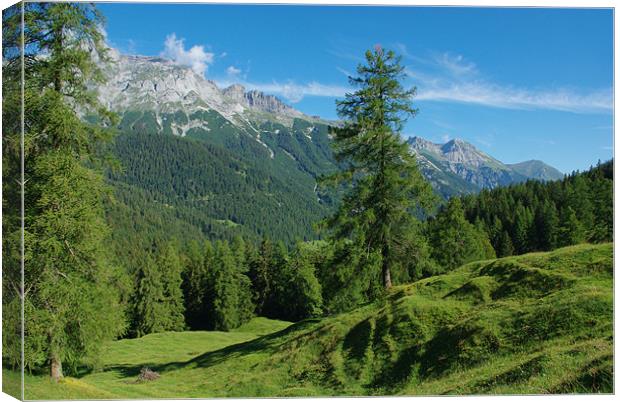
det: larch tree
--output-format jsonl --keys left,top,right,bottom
{"left": 2, "top": 2, "right": 126, "bottom": 380}
{"left": 322, "top": 46, "right": 435, "bottom": 289}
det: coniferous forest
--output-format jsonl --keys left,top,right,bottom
{"left": 1, "top": 2, "right": 614, "bottom": 399}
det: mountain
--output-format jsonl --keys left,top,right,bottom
{"left": 408, "top": 136, "right": 564, "bottom": 198}
{"left": 99, "top": 51, "right": 339, "bottom": 246}
{"left": 97, "top": 50, "right": 565, "bottom": 244}
{"left": 507, "top": 160, "right": 564, "bottom": 181}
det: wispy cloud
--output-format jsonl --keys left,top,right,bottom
{"left": 226, "top": 65, "right": 242, "bottom": 77}
{"left": 396, "top": 44, "right": 613, "bottom": 114}
{"left": 416, "top": 83, "right": 612, "bottom": 114}
{"left": 161, "top": 33, "right": 214, "bottom": 76}
{"left": 433, "top": 52, "right": 477, "bottom": 76}
{"left": 336, "top": 66, "right": 353, "bottom": 78}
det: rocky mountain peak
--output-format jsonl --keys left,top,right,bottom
{"left": 439, "top": 138, "right": 494, "bottom": 166}
{"left": 222, "top": 84, "right": 246, "bottom": 103}
{"left": 408, "top": 136, "right": 442, "bottom": 154}
{"left": 244, "top": 90, "right": 295, "bottom": 115}
{"left": 97, "top": 52, "right": 312, "bottom": 127}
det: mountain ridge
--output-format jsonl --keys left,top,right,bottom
{"left": 407, "top": 136, "right": 564, "bottom": 197}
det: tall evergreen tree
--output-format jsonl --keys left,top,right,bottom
{"left": 248, "top": 239, "right": 274, "bottom": 315}
{"left": 2, "top": 2, "right": 125, "bottom": 380}
{"left": 277, "top": 248, "right": 323, "bottom": 321}
{"left": 182, "top": 240, "right": 209, "bottom": 329}
{"left": 322, "top": 46, "right": 435, "bottom": 290}
{"left": 205, "top": 241, "right": 254, "bottom": 331}
{"left": 497, "top": 231, "right": 515, "bottom": 257}
{"left": 535, "top": 200, "right": 560, "bottom": 251}
{"left": 156, "top": 242, "right": 186, "bottom": 331}
{"left": 133, "top": 255, "right": 167, "bottom": 338}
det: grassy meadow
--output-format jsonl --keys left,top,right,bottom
{"left": 3, "top": 243, "right": 613, "bottom": 399}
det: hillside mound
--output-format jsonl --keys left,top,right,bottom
{"left": 174, "top": 243, "right": 612, "bottom": 396}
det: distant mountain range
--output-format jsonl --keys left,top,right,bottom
{"left": 97, "top": 50, "right": 565, "bottom": 242}
{"left": 408, "top": 137, "right": 564, "bottom": 197}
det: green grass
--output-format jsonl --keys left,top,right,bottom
{"left": 5, "top": 243, "right": 613, "bottom": 399}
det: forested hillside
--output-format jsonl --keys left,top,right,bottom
{"left": 460, "top": 160, "right": 613, "bottom": 257}
{"left": 107, "top": 130, "right": 334, "bottom": 244}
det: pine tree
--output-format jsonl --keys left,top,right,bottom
{"left": 512, "top": 204, "right": 533, "bottom": 254}
{"left": 558, "top": 206, "right": 586, "bottom": 247}
{"left": 182, "top": 240, "right": 209, "bottom": 329}
{"left": 535, "top": 200, "right": 559, "bottom": 251}
{"left": 156, "top": 242, "right": 185, "bottom": 331}
{"left": 206, "top": 241, "right": 254, "bottom": 331}
{"left": 427, "top": 198, "right": 494, "bottom": 271}
{"left": 497, "top": 231, "right": 515, "bottom": 257}
{"left": 2, "top": 2, "right": 125, "bottom": 379}
{"left": 322, "top": 46, "right": 435, "bottom": 290}
{"left": 316, "top": 239, "right": 382, "bottom": 314}
{"left": 133, "top": 255, "right": 167, "bottom": 338}
{"left": 279, "top": 249, "right": 323, "bottom": 321}
{"left": 248, "top": 239, "right": 274, "bottom": 315}
{"left": 390, "top": 220, "right": 438, "bottom": 282}
{"left": 564, "top": 174, "right": 595, "bottom": 239}
{"left": 589, "top": 169, "right": 613, "bottom": 242}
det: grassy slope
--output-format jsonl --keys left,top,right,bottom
{"left": 5, "top": 243, "right": 613, "bottom": 399}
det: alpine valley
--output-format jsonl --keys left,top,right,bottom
{"left": 101, "top": 50, "right": 564, "bottom": 245}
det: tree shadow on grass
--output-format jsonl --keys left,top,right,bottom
{"left": 83, "top": 318, "right": 320, "bottom": 381}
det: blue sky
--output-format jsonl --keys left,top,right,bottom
{"left": 99, "top": 4, "right": 613, "bottom": 173}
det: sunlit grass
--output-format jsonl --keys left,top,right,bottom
{"left": 6, "top": 243, "right": 612, "bottom": 399}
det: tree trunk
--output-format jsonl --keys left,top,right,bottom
{"left": 382, "top": 245, "right": 392, "bottom": 289}
{"left": 382, "top": 264, "right": 392, "bottom": 289}
{"left": 50, "top": 353, "right": 63, "bottom": 382}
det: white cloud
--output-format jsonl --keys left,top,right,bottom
{"left": 161, "top": 33, "right": 214, "bottom": 76}
{"left": 226, "top": 65, "right": 242, "bottom": 77}
{"left": 336, "top": 66, "right": 352, "bottom": 78}
{"left": 416, "top": 82, "right": 612, "bottom": 113}
{"left": 434, "top": 52, "right": 477, "bottom": 76}
{"left": 396, "top": 46, "right": 613, "bottom": 114}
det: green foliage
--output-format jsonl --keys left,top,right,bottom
{"left": 271, "top": 246, "right": 324, "bottom": 321}
{"left": 133, "top": 255, "right": 167, "bottom": 338}
{"left": 558, "top": 207, "right": 586, "bottom": 247}
{"left": 205, "top": 241, "right": 255, "bottom": 331}
{"left": 427, "top": 198, "right": 495, "bottom": 271}
{"left": 461, "top": 160, "right": 613, "bottom": 256}
{"left": 322, "top": 46, "right": 436, "bottom": 289}
{"left": 316, "top": 240, "right": 383, "bottom": 314}
{"left": 248, "top": 240, "right": 275, "bottom": 316}
{"left": 156, "top": 242, "right": 186, "bottom": 331}
{"left": 2, "top": 2, "right": 126, "bottom": 377}
{"left": 107, "top": 120, "right": 338, "bottom": 248}
{"left": 182, "top": 240, "right": 212, "bottom": 329}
